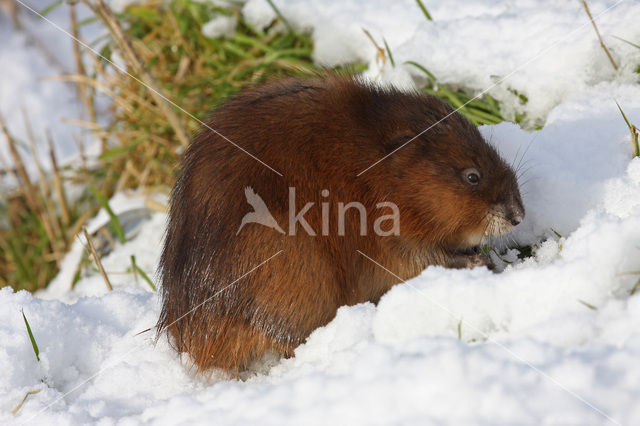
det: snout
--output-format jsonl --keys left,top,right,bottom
{"left": 506, "top": 200, "right": 525, "bottom": 226}
{"left": 483, "top": 196, "right": 525, "bottom": 238}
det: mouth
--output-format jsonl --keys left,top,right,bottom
{"left": 484, "top": 212, "right": 516, "bottom": 238}
{"left": 452, "top": 245, "right": 482, "bottom": 256}
{"left": 444, "top": 207, "right": 522, "bottom": 267}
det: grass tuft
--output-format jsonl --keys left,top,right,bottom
{"left": 1, "top": 0, "right": 322, "bottom": 292}
{"left": 405, "top": 61, "right": 504, "bottom": 126}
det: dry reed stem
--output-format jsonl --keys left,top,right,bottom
{"left": 361, "top": 27, "right": 386, "bottom": 67}
{"left": 127, "top": 130, "right": 173, "bottom": 148}
{"left": 68, "top": 209, "right": 94, "bottom": 242}
{"left": 27, "top": 125, "right": 64, "bottom": 244}
{"left": 582, "top": 0, "right": 618, "bottom": 71}
{"left": 22, "top": 110, "right": 52, "bottom": 201}
{"left": 72, "top": 133, "right": 88, "bottom": 169}
{"left": 115, "top": 160, "right": 132, "bottom": 192}
{"left": 51, "top": 72, "right": 176, "bottom": 124}
{"left": 46, "top": 131, "right": 71, "bottom": 227}
{"left": 125, "top": 160, "right": 142, "bottom": 182}
{"left": 42, "top": 251, "right": 65, "bottom": 262}
{"left": 0, "top": 114, "right": 35, "bottom": 199}
{"left": 98, "top": 226, "right": 117, "bottom": 250}
{"left": 0, "top": 151, "right": 16, "bottom": 181}
{"left": 90, "top": 0, "right": 191, "bottom": 147}
{"left": 174, "top": 55, "right": 191, "bottom": 82}
{"left": 40, "top": 134, "right": 65, "bottom": 242}
{"left": 60, "top": 117, "right": 105, "bottom": 131}
{"left": 0, "top": 0, "right": 21, "bottom": 29}
{"left": 131, "top": 38, "right": 156, "bottom": 61}
{"left": 83, "top": 227, "right": 113, "bottom": 291}
{"left": 49, "top": 74, "right": 137, "bottom": 114}
{"left": 10, "top": 389, "right": 41, "bottom": 415}
{"left": 145, "top": 196, "right": 168, "bottom": 213}
{"left": 138, "top": 155, "right": 154, "bottom": 187}
{"left": 69, "top": 1, "right": 105, "bottom": 152}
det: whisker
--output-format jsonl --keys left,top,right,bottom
{"left": 516, "top": 159, "right": 535, "bottom": 175}
{"left": 519, "top": 176, "right": 540, "bottom": 189}
{"left": 516, "top": 164, "right": 535, "bottom": 180}
{"left": 515, "top": 134, "right": 538, "bottom": 173}
{"left": 511, "top": 140, "right": 523, "bottom": 169}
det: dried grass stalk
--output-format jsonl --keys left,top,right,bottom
{"left": 90, "top": 0, "right": 191, "bottom": 147}
{"left": 46, "top": 132, "right": 71, "bottom": 227}
{"left": 582, "top": 0, "right": 618, "bottom": 71}
{"left": 83, "top": 228, "right": 113, "bottom": 291}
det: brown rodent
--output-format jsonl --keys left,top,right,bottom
{"left": 157, "top": 75, "right": 524, "bottom": 375}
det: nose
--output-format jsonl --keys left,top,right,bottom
{"left": 509, "top": 213, "right": 524, "bottom": 226}
{"left": 507, "top": 199, "right": 525, "bottom": 226}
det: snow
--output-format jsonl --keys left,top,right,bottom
{"left": 202, "top": 14, "right": 237, "bottom": 39}
{"left": 2, "top": 0, "right": 640, "bottom": 425}
{"left": 261, "top": 0, "right": 640, "bottom": 125}
{"left": 0, "top": 0, "right": 105, "bottom": 180}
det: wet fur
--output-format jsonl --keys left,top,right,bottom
{"left": 158, "top": 76, "right": 524, "bottom": 375}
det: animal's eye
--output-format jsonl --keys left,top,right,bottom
{"left": 462, "top": 168, "right": 480, "bottom": 185}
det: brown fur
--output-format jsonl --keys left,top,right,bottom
{"left": 157, "top": 76, "right": 524, "bottom": 375}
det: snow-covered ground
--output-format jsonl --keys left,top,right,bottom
{"left": 2, "top": 0, "right": 640, "bottom": 424}
{"left": 261, "top": 0, "right": 640, "bottom": 125}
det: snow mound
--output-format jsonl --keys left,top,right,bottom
{"left": 247, "top": 0, "right": 640, "bottom": 124}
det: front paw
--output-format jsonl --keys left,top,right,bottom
{"left": 446, "top": 252, "right": 494, "bottom": 270}
{"left": 465, "top": 253, "right": 494, "bottom": 269}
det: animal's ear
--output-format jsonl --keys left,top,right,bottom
{"left": 383, "top": 131, "right": 416, "bottom": 153}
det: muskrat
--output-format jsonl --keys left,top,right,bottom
{"left": 157, "top": 75, "right": 524, "bottom": 375}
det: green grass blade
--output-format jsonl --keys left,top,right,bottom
{"left": 616, "top": 100, "right": 640, "bottom": 157}
{"left": 404, "top": 60, "right": 437, "bottom": 82}
{"left": 130, "top": 255, "right": 139, "bottom": 284}
{"left": 383, "top": 38, "right": 395, "bottom": 68}
{"left": 99, "top": 138, "right": 145, "bottom": 161}
{"left": 21, "top": 310, "right": 40, "bottom": 362}
{"left": 266, "top": 0, "right": 294, "bottom": 33}
{"left": 131, "top": 255, "right": 156, "bottom": 291}
{"left": 616, "top": 101, "right": 632, "bottom": 130}
{"left": 465, "top": 106, "right": 503, "bottom": 124}
{"left": 89, "top": 185, "right": 126, "bottom": 244}
{"left": 415, "top": 0, "right": 433, "bottom": 21}
{"left": 76, "top": 16, "right": 100, "bottom": 28}
{"left": 578, "top": 300, "right": 598, "bottom": 310}
{"left": 612, "top": 35, "right": 640, "bottom": 50}
{"left": 40, "top": 0, "right": 63, "bottom": 17}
